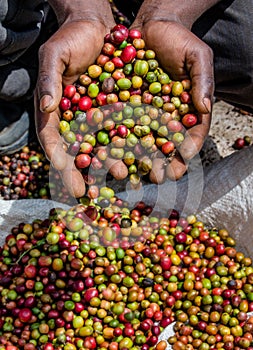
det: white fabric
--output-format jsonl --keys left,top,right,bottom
{"left": 0, "top": 199, "right": 69, "bottom": 247}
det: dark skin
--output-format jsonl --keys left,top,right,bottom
{"left": 36, "top": 0, "right": 217, "bottom": 197}
{"left": 134, "top": 20, "right": 213, "bottom": 182}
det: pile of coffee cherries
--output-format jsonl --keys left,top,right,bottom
{"left": 0, "top": 145, "right": 50, "bottom": 201}
{"left": 0, "top": 144, "right": 123, "bottom": 204}
{"left": 1, "top": 196, "right": 253, "bottom": 350}
{"left": 59, "top": 25, "right": 198, "bottom": 184}
{"left": 0, "top": 144, "right": 72, "bottom": 203}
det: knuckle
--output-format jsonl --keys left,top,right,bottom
{"left": 190, "top": 41, "right": 213, "bottom": 61}
{"left": 200, "top": 42, "right": 213, "bottom": 59}
{"left": 38, "top": 72, "right": 51, "bottom": 85}
{"left": 36, "top": 73, "right": 52, "bottom": 99}
{"left": 39, "top": 41, "right": 55, "bottom": 58}
{"left": 206, "top": 76, "right": 214, "bottom": 92}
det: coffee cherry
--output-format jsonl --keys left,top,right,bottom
{"left": 233, "top": 137, "right": 245, "bottom": 150}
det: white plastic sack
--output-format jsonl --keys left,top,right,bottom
{"left": 0, "top": 200, "right": 70, "bottom": 247}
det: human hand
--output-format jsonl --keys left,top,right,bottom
{"left": 132, "top": 19, "right": 214, "bottom": 181}
{"left": 35, "top": 18, "right": 115, "bottom": 197}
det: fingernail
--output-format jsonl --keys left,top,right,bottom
{"left": 202, "top": 97, "right": 211, "bottom": 113}
{"left": 40, "top": 95, "right": 53, "bottom": 112}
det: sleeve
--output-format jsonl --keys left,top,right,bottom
{"left": 0, "top": 0, "right": 49, "bottom": 65}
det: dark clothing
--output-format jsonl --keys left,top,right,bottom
{"left": 0, "top": 0, "right": 48, "bottom": 65}
{"left": 0, "top": 0, "right": 56, "bottom": 102}
{"left": 0, "top": 0, "right": 57, "bottom": 154}
{"left": 192, "top": 0, "right": 253, "bottom": 111}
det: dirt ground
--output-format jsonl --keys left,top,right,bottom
{"left": 200, "top": 100, "right": 253, "bottom": 166}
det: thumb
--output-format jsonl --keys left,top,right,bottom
{"left": 37, "top": 42, "right": 65, "bottom": 113}
{"left": 187, "top": 43, "right": 214, "bottom": 114}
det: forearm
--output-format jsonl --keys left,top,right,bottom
{"left": 134, "top": 0, "right": 222, "bottom": 29}
{"left": 48, "top": 0, "right": 114, "bottom": 26}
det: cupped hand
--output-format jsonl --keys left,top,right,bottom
{"left": 132, "top": 19, "right": 214, "bottom": 182}
{"left": 35, "top": 20, "right": 115, "bottom": 198}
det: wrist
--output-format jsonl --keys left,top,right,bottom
{"left": 133, "top": 0, "right": 222, "bottom": 30}
{"left": 48, "top": 0, "right": 114, "bottom": 27}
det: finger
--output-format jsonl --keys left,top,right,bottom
{"left": 187, "top": 41, "right": 214, "bottom": 114}
{"left": 166, "top": 153, "right": 187, "bottom": 180}
{"left": 149, "top": 157, "right": 165, "bottom": 184}
{"left": 35, "top": 95, "right": 67, "bottom": 171}
{"left": 60, "top": 154, "right": 86, "bottom": 198}
{"left": 104, "top": 157, "right": 129, "bottom": 180}
{"left": 180, "top": 113, "right": 211, "bottom": 160}
{"left": 37, "top": 39, "right": 66, "bottom": 113}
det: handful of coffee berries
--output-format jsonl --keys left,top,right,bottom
{"left": 59, "top": 25, "right": 198, "bottom": 186}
